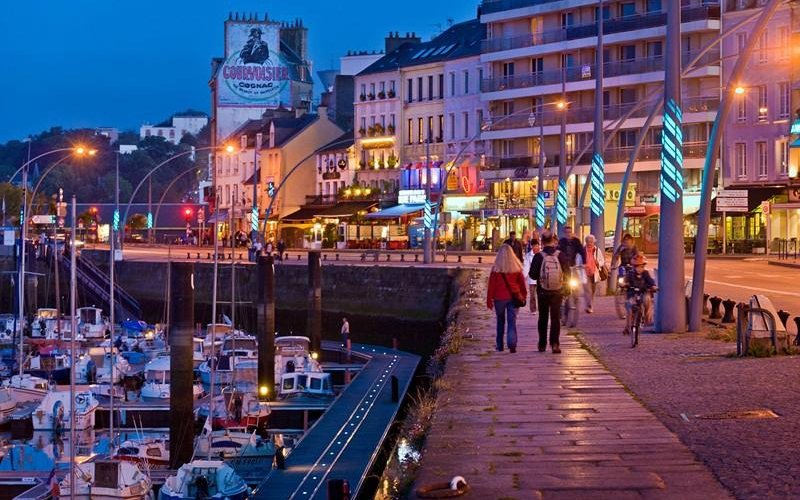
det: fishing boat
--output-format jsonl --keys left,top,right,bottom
{"left": 24, "top": 349, "right": 71, "bottom": 384}
{"left": 159, "top": 460, "right": 248, "bottom": 500}
{"left": 59, "top": 459, "right": 153, "bottom": 499}
{"left": 197, "top": 332, "right": 258, "bottom": 386}
{"left": 114, "top": 439, "right": 170, "bottom": 469}
{"left": 31, "top": 390, "right": 99, "bottom": 431}
{"left": 279, "top": 370, "right": 334, "bottom": 399}
{"left": 77, "top": 306, "right": 111, "bottom": 339}
{"left": 196, "top": 388, "right": 271, "bottom": 429}
{"left": 141, "top": 355, "right": 204, "bottom": 401}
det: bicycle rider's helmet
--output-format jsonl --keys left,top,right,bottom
{"left": 632, "top": 254, "right": 647, "bottom": 266}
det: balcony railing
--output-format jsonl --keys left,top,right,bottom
{"left": 486, "top": 96, "right": 718, "bottom": 132}
{"left": 403, "top": 141, "right": 445, "bottom": 157}
{"left": 482, "top": 5, "right": 720, "bottom": 53}
{"left": 482, "top": 141, "right": 709, "bottom": 172}
{"left": 305, "top": 194, "right": 339, "bottom": 206}
{"left": 481, "top": 49, "right": 719, "bottom": 93}
{"left": 480, "top": 0, "right": 720, "bottom": 18}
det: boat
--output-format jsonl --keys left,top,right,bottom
{"left": 59, "top": 459, "right": 153, "bottom": 499}
{"left": 31, "top": 390, "right": 99, "bottom": 431}
{"left": 0, "top": 388, "right": 16, "bottom": 425}
{"left": 279, "top": 370, "right": 334, "bottom": 399}
{"left": 4, "top": 373, "right": 51, "bottom": 396}
{"left": 31, "top": 308, "right": 75, "bottom": 340}
{"left": 0, "top": 313, "right": 21, "bottom": 340}
{"left": 114, "top": 439, "right": 170, "bottom": 469}
{"left": 77, "top": 306, "right": 111, "bottom": 339}
{"left": 194, "top": 427, "right": 275, "bottom": 474}
{"left": 197, "top": 388, "right": 271, "bottom": 429}
{"left": 75, "top": 349, "right": 134, "bottom": 384}
{"left": 141, "top": 355, "right": 204, "bottom": 401}
{"left": 24, "top": 349, "right": 71, "bottom": 384}
{"left": 197, "top": 332, "right": 258, "bottom": 386}
{"left": 159, "top": 460, "right": 248, "bottom": 500}
{"left": 192, "top": 337, "right": 206, "bottom": 368}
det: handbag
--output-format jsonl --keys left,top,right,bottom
{"left": 500, "top": 273, "right": 526, "bottom": 308}
{"left": 599, "top": 264, "right": 609, "bottom": 281}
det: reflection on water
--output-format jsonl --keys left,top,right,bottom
{"left": 0, "top": 429, "right": 168, "bottom": 471}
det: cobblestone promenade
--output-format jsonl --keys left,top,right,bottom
{"left": 413, "top": 272, "right": 731, "bottom": 499}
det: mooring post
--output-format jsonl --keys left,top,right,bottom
{"left": 308, "top": 250, "right": 322, "bottom": 355}
{"left": 257, "top": 255, "right": 276, "bottom": 400}
{"left": 169, "top": 261, "right": 195, "bottom": 469}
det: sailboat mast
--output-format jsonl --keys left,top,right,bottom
{"left": 109, "top": 151, "right": 119, "bottom": 444}
{"left": 69, "top": 195, "right": 77, "bottom": 499}
{"left": 207, "top": 192, "right": 221, "bottom": 459}
{"left": 53, "top": 222, "right": 61, "bottom": 345}
{"left": 17, "top": 166, "right": 27, "bottom": 377}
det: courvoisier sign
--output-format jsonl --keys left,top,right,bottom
{"left": 218, "top": 23, "right": 291, "bottom": 107}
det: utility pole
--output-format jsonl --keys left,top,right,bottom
{"left": 590, "top": 0, "right": 606, "bottom": 239}
{"left": 654, "top": 2, "right": 685, "bottom": 333}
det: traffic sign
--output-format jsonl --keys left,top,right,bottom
{"left": 31, "top": 215, "right": 56, "bottom": 225}
{"left": 717, "top": 189, "right": 748, "bottom": 198}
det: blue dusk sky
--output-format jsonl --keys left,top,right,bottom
{"left": 0, "top": 1, "right": 477, "bottom": 142}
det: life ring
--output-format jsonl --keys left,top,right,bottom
{"left": 160, "top": 392, "right": 169, "bottom": 399}
{"left": 75, "top": 394, "right": 86, "bottom": 406}
{"left": 416, "top": 476, "right": 469, "bottom": 498}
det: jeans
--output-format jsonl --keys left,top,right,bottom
{"left": 538, "top": 293, "right": 562, "bottom": 348}
{"left": 494, "top": 300, "right": 518, "bottom": 351}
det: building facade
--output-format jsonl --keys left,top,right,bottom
{"left": 721, "top": 0, "right": 800, "bottom": 253}
{"left": 140, "top": 113, "right": 208, "bottom": 145}
{"left": 479, "top": 0, "right": 721, "bottom": 251}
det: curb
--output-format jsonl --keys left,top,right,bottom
{"left": 768, "top": 260, "right": 800, "bottom": 269}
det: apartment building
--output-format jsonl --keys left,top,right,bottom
{"left": 721, "top": 0, "right": 799, "bottom": 251}
{"left": 479, "top": 0, "right": 721, "bottom": 250}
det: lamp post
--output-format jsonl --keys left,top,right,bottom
{"left": 555, "top": 86, "right": 568, "bottom": 236}
{"left": 590, "top": 0, "right": 606, "bottom": 240}
{"left": 251, "top": 134, "right": 262, "bottom": 256}
{"left": 423, "top": 130, "right": 433, "bottom": 264}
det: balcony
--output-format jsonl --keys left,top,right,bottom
{"left": 486, "top": 96, "right": 718, "bottom": 132}
{"left": 481, "top": 0, "right": 720, "bottom": 19}
{"left": 482, "top": 5, "right": 720, "bottom": 53}
{"left": 573, "top": 141, "right": 709, "bottom": 165}
{"left": 403, "top": 141, "right": 445, "bottom": 158}
{"left": 305, "top": 194, "right": 338, "bottom": 206}
{"left": 481, "top": 49, "right": 719, "bottom": 94}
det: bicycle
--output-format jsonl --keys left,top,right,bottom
{"left": 613, "top": 265, "right": 632, "bottom": 319}
{"left": 561, "top": 266, "right": 582, "bottom": 328}
{"left": 625, "top": 286, "right": 657, "bottom": 348}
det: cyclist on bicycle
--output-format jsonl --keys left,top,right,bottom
{"left": 613, "top": 233, "right": 639, "bottom": 278}
{"left": 622, "top": 254, "right": 656, "bottom": 335}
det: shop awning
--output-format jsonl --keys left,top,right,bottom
{"left": 790, "top": 138, "right": 800, "bottom": 148}
{"left": 314, "top": 202, "right": 377, "bottom": 218}
{"left": 206, "top": 209, "right": 229, "bottom": 223}
{"left": 365, "top": 204, "right": 428, "bottom": 219}
{"left": 280, "top": 208, "right": 320, "bottom": 222}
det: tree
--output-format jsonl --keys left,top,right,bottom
{"left": 128, "top": 213, "right": 148, "bottom": 231}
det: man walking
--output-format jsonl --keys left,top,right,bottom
{"left": 558, "top": 226, "right": 586, "bottom": 268}
{"left": 340, "top": 317, "right": 350, "bottom": 346}
{"left": 503, "top": 231, "right": 524, "bottom": 263}
{"left": 529, "top": 230, "right": 569, "bottom": 353}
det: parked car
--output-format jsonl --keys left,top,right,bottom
{"left": 604, "top": 230, "right": 615, "bottom": 251}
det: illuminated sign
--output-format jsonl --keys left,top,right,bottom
{"left": 791, "top": 119, "right": 800, "bottom": 135}
{"left": 398, "top": 189, "right": 426, "bottom": 205}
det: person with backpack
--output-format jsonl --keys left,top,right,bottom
{"left": 529, "top": 230, "right": 570, "bottom": 353}
{"left": 487, "top": 244, "right": 528, "bottom": 353}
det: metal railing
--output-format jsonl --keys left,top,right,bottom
{"left": 481, "top": 5, "right": 720, "bottom": 53}
{"left": 481, "top": 48, "right": 719, "bottom": 93}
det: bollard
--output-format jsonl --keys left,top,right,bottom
{"left": 195, "top": 252, "right": 200, "bottom": 259}
{"left": 478, "top": 256, "right": 482, "bottom": 264}
{"left": 442, "top": 254, "right": 447, "bottom": 263}
{"left": 794, "top": 317, "right": 800, "bottom": 346}
{"left": 374, "top": 252, "right": 379, "bottom": 262}
{"left": 392, "top": 337, "right": 399, "bottom": 350}
{"left": 391, "top": 375, "right": 399, "bottom": 402}
{"left": 709, "top": 296, "right": 723, "bottom": 319}
{"left": 207, "top": 253, "right": 211, "bottom": 260}
{"left": 239, "top": 253, "right": 244, "bottom": 260}
{"left": 275, "top": 447, "right": 286, "bottom": 469}
{"left": 458, "top": 255, "right": 462, "bottom": 263}
{"left": 414, "top": 254, "right": 419, "bottom": 262}
{"left": 777, "top": 310, "right": 790, "bottom": 328}
{"left": 186, "top": 253, "right": 191, "bottom": 259}
{"left": 297, "top": 254, "right": 301, "bottom": 261}
{"left": 228, "top": 253, "right": 232, "bottom": 260}
{"left": 400, "top": 254, "right": 405, "bottom": 262}
{"left": 323, "top": 254, "right": 327, "bottom": 261}
{"left": 703, "top": 294, "right": 710, "bottom": 315}
{"left": 326, "top": 479, "right": 350, "bottom": 500}
{"left": 360, "top": 253, "right": 366, "bottom": 262}
{"left": 336, "top": 253, "right": 339, "bottom": 261}
{"left": 386, "top": 254, "right": 391, "bottom": 262}
{"left": 721, "top": 299, "right": 736, "bottom": 323}
{"left": 736, "top": 303, "right": 746, "bottom": 356}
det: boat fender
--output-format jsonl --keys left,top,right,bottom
{"left": 415, "top": 476, "right": 469, "bottom": 498}
{"left": 76, "top": 394, "right": 86, "bottom": 406}
{"left": 160, "top": 392, "right": 168, "bottom": 399}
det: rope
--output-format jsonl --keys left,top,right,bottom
{"left": 415, "top": 476, "right": 469, "bottom": 498}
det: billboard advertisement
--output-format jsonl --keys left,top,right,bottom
{"left": 218, "top": 23, "right": 291, "bottom": 108}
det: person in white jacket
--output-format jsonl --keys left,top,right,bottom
{"left": 521, "top": 230, "right": 540, "bottom": 313}
{"left": 583, "top": 234, "right": 606, "bottom": 313}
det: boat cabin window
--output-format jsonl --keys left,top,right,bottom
{"left": 310, "top": 377, "right": 321, "bottom": 391}
{"left": 324, "top": 378, "right": 331, "bottom": 391}
{"left": 282, "top": 378, "right": 295, "bottom": 391}
{"left": 79, "top": 309, "right": 98, "bottom": 324}
{"left": 146, "top": 447, "right": 162, "bottom": 457}
{"left": 223, "top": 339, "right": 256, "bottom": 352}
{"left": 296, "top": 375, "right": 307, "bottom": 390}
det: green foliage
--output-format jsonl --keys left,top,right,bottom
{"left": 128, "top": 213, "right": 148, "bottom": 230}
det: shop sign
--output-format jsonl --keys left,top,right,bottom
{"left": 788, "top": 187, "right": 800, "bottom": 202}
{"left": 504, "top": 209, "right": 531, "bottom": 217}
{"left": 581, "top": 65, "right": 592, "bottom": 79}
{"left": 791, "top": 119, "right": 800, "bottom": 135}
{"left": 639, "top": 194, "right": 658, "bottom": 205}
{"left": 513, "top": 167, "right": 529, "bottom": 178}
{"left": 543, "top": 190, "right": 554, "bottom": 207}
{"left": 337, "top": 158, "right": 347, "bottom": 169}
{"left": 31, "top": 215, "right": 56, "bottom": 225}
{"left": 624, "top": 206, "right": 647, "bottom": 216}
{"left": 446, "top": 170, "right": 459, "bottom": 191}
{"left": 605, "top": 186, "right": 636, "bottom": 202}
{"left": 761, "top": 201, "right": 771, "bottom": 214}
{"left": 322, "top": 171, "right": 341, "bottom": 180}
{"left": 398, "top": 189, "right": 426, "bottom": 205}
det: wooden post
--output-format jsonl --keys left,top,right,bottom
{"left": 308, "top": 250, "right": 322, "bottom": 354}
{"left": 169, "top": 262, "right": 195, "bottom": 469}
{"left": 257, "top": 255, "right": 276, "bottom": 400}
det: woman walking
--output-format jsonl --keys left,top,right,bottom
{"left": 522, "top": 231, "right": 540, "bottom": 313}
{"left": 487, "top": 244, "right": 527, "bottom": 353}
{"left": 583, "top": 234, "right": 606, "bottom": 313}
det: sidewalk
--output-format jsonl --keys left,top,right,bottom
{"left": 413, "top": 273, "right": 730, "bottom": 499}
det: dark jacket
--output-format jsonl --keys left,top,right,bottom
{"left": 529, "top": 246, "right": 570, "bottom": 295}
{"left": 503, "top": 238, "right": 524, "bottom": 263}
{"left": 558, "top": 236, "right": 586, "bottom": 267}
{"left": 624, "top": 269, "right": 656, "bottom": 299}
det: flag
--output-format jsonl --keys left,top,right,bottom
{"left": 201, "top": 415, "right": 212, "bottom": 436}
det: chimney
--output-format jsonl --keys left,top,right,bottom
{"left": 385, "top": 31, "right": 421, "bottom": 54}
{"left": 317, "top": 105, "right": 328, "bottom": 119}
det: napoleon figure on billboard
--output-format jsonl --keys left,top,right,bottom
{"left": 239, "top": 27, "right": 270, "bottom": 64}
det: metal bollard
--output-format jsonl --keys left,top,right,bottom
{"left": 777, "top": 310, "right": 790, "bottom": 328}
{"left": 323, "top": 254, "right": 327, "bottom": 261}
{"left": 721, "top": 299, "right": 736, "bottom": 323}
{"left": 478, "top": 256, "right": 482, "bottom": 264}
{"left": 414, "top": 254, "right": 419, "bottom": 262}
{"left": 386, "top": 254, "right": 391, "bottom": 261}
{"left": 458, "top": 255, "right": 462, "bottom": 263}
{"left": 442, "top": 254, "right": 447, "bottom": 262}
{"left": 297, "top": 254, "right": 301, "bottom": 261}
{"left": 709, "top": 296, "right": 723, "bottom": 319}
{"left": 400, "top": 254, "right": 405, "bottom": 262}
{"left": 335, "top": 253, "right": 339, "bottom": 261}
{"left": 187, "top": 253, "right": 191, "bottom": 259}
{"left": 736, "top": 303, "right": 747, "bottom": 356}
{"left": 361, "top": 253, "right": 366, "bottom": 262}
{"left": 703, "top": 293, "right": 710, "bottom": 316}
{"left": 196, "top": 252, "right": 200, "bottom": 259}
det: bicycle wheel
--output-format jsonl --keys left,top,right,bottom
{"left": 615, "top": 290, "right": 627, "bottom": 319}
{"left": 568, "top": 294, "right": 579, "bottom": 327}
{"left": 631, "top": 308, "right": 641, "bottom": 348}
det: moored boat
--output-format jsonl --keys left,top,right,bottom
{"left": 159, "top": 460, "right": 248, "bottom": 499}
{"left": 58, "top": 459, "right": 153, "bottom": 499}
